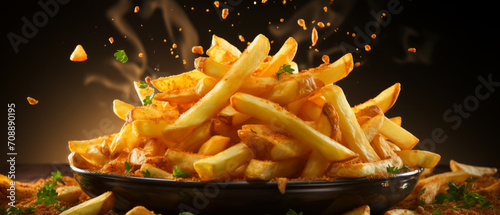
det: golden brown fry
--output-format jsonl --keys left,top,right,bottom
{"left": 217, "top": 105, "right": 251, "bottom": 126}
{"left": 165, "top": 149, "right": 209, "bottom": 173}
{"left": 206, "top": 35, "right": 242, "bottom": 64}
{"left": 384, "top": 209, "right": 419, "bottom": 215}
{"left": 162, "top": 34, "right": 271, "bottom": 143}
{"left": 68, "top": 134, "right": 115, "bottom": 155}
{"left": 301, "top": 150, "right": 330, "bottom": 179}
{"left": 113, "top": 99, "right": 135, "bottom": 120}
{"left": 352, "top": 83, "right": 401, "bottom": 114}
{"left": 140, "top": 164, "right": 173, "bottom": 179}
{"left": 257, "top": 37, "right": 298, "bottom": 77}
{"left": 125, "top": 206, "right": 159, "bottom": 215}
{"left": 231, "top": 92, "right": 356, "bottom": 162}
{"left": 395, "top": 150, "right": 441, "bottom": 169}
{"left": 328, "top": 156, "right": 403, "bottom": 178}
{"left": 151, "top": 70, "right": 207, "bottom": 93}
{"left": 342, "top": 205, "right": 370, "bottom": 215}
{"left": 268, "top": 72, "right": 325, "bottom": 105}
{"left": 449, "top": 160, "right": 498, "bottom": 177}
{"left": 60, "top": 191, "right": 115, "bottom": 215}
{"left": 321, "top": 85, "right": 380, "bottom": 162}
{"left": 307, "top": 53, "right": 353, "bottom": 85}
{"left": 198, "top": 135, "right": 231, "bottom": 155}
{"left": 379, "top": 117, "right": 419, "bottom": 150}
{"left": 416, "top": 171, "right": 474, "bottom": 204}
{"left": 245, "top": 158, "right": 305, "bottom": 180}
{"left": 56, "top": 186, "right": 83, "bottom": 203}
{"left": 370, "top": 134, "right": 394, "bottom": 159}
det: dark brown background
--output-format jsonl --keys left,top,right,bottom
{"left": 1, "top": 0, "right": 499, "bottom": 175}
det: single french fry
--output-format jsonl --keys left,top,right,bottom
{"left": 210, "top": 118, "right": 241, "bottom": 143}
{"left": 126, "top": 106, "right": 165, "bottom": 123}
{"left": 194, "top": 143, "right": 255, "bottom": 181}
{"left": 257, "top": 37, "right": 298, "bottom": 77}
{"left": 245, "top": 158, "right": 305, "bottom": 180}
{"left": 352, "top": 83, "right": 401, "bottom": 114}
{"left": 217, "top": 105, "right": 251, "bottom": 126}
{"left": 416, "top": 171, "right": 474, "bottom": 204}
{"left": 360, "top": 114, "right": 384, "bottom": 143}
{"left": 113, "top": 99, "right": 135, "bottom": 120}
{"left": 56, "top": 186, "right": 83, "bottom": 203}
{"left": 379, "top": 117, "right": 419, "bottom": 150}
{"left": 85, "top": 145, "right": 111, "bottom": 166}
{"left": 301, "top": 150, "right": 330, "bottom": 179}
{"left": 306, "top": 53, "right": 353, "bottom": 85}
{"left": 449, "top": 160, "right": 498, "bottom": 177}
{"left": 328, "top": 156, "right": 403, "bottom": 178}
{"left": 68, "top": 152, "right": 101, "bottom": 170}
{"left": 151, "top": 70, "right": 207, "bottom": 92}
{"left": 395, "top": 150, "right": 441, "bottom": 169}
{"left": 140, "top": 164, "right": 173, "bottom": 179}
{"left": 132, "top": 120, "right": 172, "bottom": 138}
{"left": 321, "top": 85, "right": 380, "bottom": 162}
{"left": 313, "top": 111, "right": 333, "bottom": 137}
{"left": 68, "top": 134, "right": 116, "bottom": 155}
{"left": 297, "top": 100, "right": 323, "bottom": 121}
{"left": 267, "top": 72, "right": 325, "bottom": 105}
{"left": 231, "top": 93, "right": 356, "bottom": 162}
{"left": 384, "top": 209, "right": 419, "bottom": 215}
{"left": 162, "top": 34, "right": 271, "bottom": 143}
{"left": 60, "top": 191, "right": 115, "bottom": 215}
{"left": 389, "top": 116, "right": 402, "bottom": 126}
{"left": 125, "top": 206, "right": 159, "bottom": 215}
{"left": 370, "top": 134, "right": 394, "bottom": 159}
{"left": 176, "top": 120, "right": 212, "bottom": 152}
{"left": 109, "top": 123, "right": 142, "bottom": 156}
{"left": 165, "top": 149, "right": 209, "bottom": 173}
{"left": 134, "top": 81, "right": 155, "bottom": 106}
{"left": 206, "top": 35, "right": 242, "bottom": 64}
{"left": 198, "top": 135, "right": 231, "bottom": 155}
{"left": 342, "top": 205, "right": 370, "bottom": 215}
{"left": 195, "top": 57, "right": 229, "bottom": 79}
{"left": 322, "top": 103, "right": 342, "bottom": 142}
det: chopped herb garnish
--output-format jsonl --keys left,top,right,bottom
{"left": 435, "top": 177, "right": 492, "bottom": 209}
{"left": 432, "top": 208, "right": 441, "bottom": 215}
{"left": 276, "top": 64, "right": 295, "bottom": 80}
{"left": 138, "top": 81, "right": 149, "bottom": 89}
{"left": 35, "top": 182, "right": 58, "bottom": 205}
{"left": 142, "top": 170, "right": 151, "bottom": 177}
{"left": 386, "top": 165, "right": 409, "bottom": 174}
{"left": 142, "top": 93, "right": 155, "bottom": 106}
{"left": 51, "top": 170, "right": 65, "bottom": 185}
{"left": 173, "top": 167, "right": 191, "bottom": 178}
{"left": 286, "top": 209, "right": 303, "bottom": 215}
{"left": 125, "top": 161, "right": 132, "bottom": 173}
{"left": 114, "top": 50, "right": 128, "bottom": 63}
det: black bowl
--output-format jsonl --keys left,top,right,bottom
{"left": 70, "top": 165, "right": 422, "bottom": 215}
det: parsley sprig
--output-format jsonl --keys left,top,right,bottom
{"left": 276, "top": 64, "right": 295, "bottom": 80}
{"left": 435, "top": 177, "right": 492, "bottom": 209}
{"left": 173, "top": 167, "right": 191, "bottom": 178}
{"left": 125, "top": 161, "right": 132, "bottom": 173}
{"left": 386, "top": 165, "right": 409, "bottom": 174}
{"left": 33, "top": 171, "right": 67, "bottom": 211}
{"left": 142, "top": 170, "right": 151, "bottom": 177}
{"left": 114, "top": 50, "right": 128, "bottom": 63}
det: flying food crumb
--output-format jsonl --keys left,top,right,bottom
{"left": 317, "top": 22, "right": 325, "bottom": 28}
{"left": 164, "top": 39, "right": 167, "bottom": 42}
{"left": 323, "top": 6, "right": 328, "bottom": 12}
{"left": 371, "top": 34, "right": 376, "bottom": 39}
{"left": 138, "top": 53, "right": 144, "bottom": 58}
{"left": 214, "top": 1, "right": 220, "bottom": 8}
{"left": 297, "top": 19, "right": 307, "bottom": 30}
{"left": 238, "top": 35, "right": 245, "bottom": 42}
{"left": 351, "top": 33, "right": 356, "bottom": 37}
{"left": 282, "top": 0, "right": 286, "bottom": 5}
{"left": 311, "top": 27, "right": 318, "bottom": 46}
{"left": 145, "top": 76, "right": 152, "bottom": 85}
{"left": 134, "top": 6, "right": 140, "bottom": 13}
{"left": 183, "top": 60, "right": 187, "bottom": 64}
{"left": 364, "top": 44, "right": 371, "bottom": 51}
{"left": 172, "top": 43, "right": 178, "bottom": 49}
{"left": 206, "top": 9, "right": 210, "bottom": 12}
{"left": 408, "top": 48, "right": 417, "bottom": 53}
{"left": 179, "top": 28, "right": 182, "bottom": 32}
{"left": 277, "top": 178, "right": 287, "bottom": 194}
{"left": 191, "top": 7, "right": 194, "bottom": 10}
{"left": 70, "top": 44, "right": 87, "bottom": 62}
{"left": 175, "top": 55, "right": 179, "bottom": 58}
{"left": 27, "top": 97, "right": 38, "bottom": 105}
{"left": 108, "top": 37, "right": 114, "bottom": 44}
{"left": 322, "top": 55, "right": 330, "bottom": 64}
{"left": 192, "top": 46, "right": 204, "bottom": 55}
{"left": 354, "top": 62, "right": 361, "bottom": 67}
{"left": 222, "top": 8, "right": 229, "bottom": 19}
{"left": 280, "top": 18, "right": 284, "bottom": 22}
{"left": 326, "top": 22, "right": 331, "bottom": 27}
{"left": 262, "top": 0, "right": 267, "bottom": 3}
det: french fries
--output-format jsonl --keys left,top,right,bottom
{"left": 60, "top": 191, "right": 115, "bottom": 215}
{"left": 69, "top": 33, "right": 428, "bottom": 186}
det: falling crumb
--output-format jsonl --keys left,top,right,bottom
{"left": 371, "top": 34, "right": 376, "bottom": 39}
{"left": 138, "top": 53, "right": 144, "bottom": 58}
{"left": 175, "top": 55, "right": 179, "bottom": 58}
{"left": 408, "top": 48, "right": 417, "bottom": 53}
{"left": 314, "top": 48, "right": 319, "bottom": 52}
{"left": 191, "top": 7, "right": 194, "bottom": 10}
{"left": 317, "top": 22, "right": 325, "bottom": 28}
{"left": 192, "top": 46, "right": 204, "bottom": 55}
{"left": 326, "top": 22, "right": 331, "bottom": 27}
{"left": 262, "top": 0, "right": 267, "bottom": 3}
{"left": 297, "top": 19, "right": 307, "bottom": 30}
{"left": 323, "top": 6, "right": 328, "bottom": 12}
{"left": 27, "top": 97, "right": 38, "bottom": 105}
{"left": 179, "top": 28, "right": 182, "bottom": 32}
{"left": 206, "top": 9, "right": 210, "bottom": 12}
{"left": 70, "top": 44, "right": 87, "bottom": 62}
{"left": 322, "top": 55, "right": 330, "bottom": 64}
{"left": 282, "top": 0, "right": 286, "bottom": 5}
{"left": 134, "top": 6, "right": 140, "bottom": 13}
{"left": 277, "top": 178, "right": 287, "bottom": 194}
{"left": 354, "top": 62, "right": 361, "bottom": 67}
{"left": 145, "top": 76, "right": 152, "bottom": 85}
{"left": 221, "top": 8, "right": 229, "bottom": 19}
{"left": 164, "top": 39, "right": 167, "bottom": 42}
{"left": 364, "top": 44, "right": 371, "bottom": 51}
{"left": 311, "top": 27, "right": 318, "bottom": 46}
{"left": 351, "top": 33, "right": 356, "bottom": 37}
{"left": 108, "top": 37, "right": 114, "bottom": 44}
{"left": 214, "top": 1, "right": 220, "bottom": 8}
{"left": 172, "top": 43, "right": 178, "bottom": 49}
{"left": 280, "top": 18, "right": 284, "bottom": 22}
{"left": 238, "top": 35, "right": 245, "bottom": 42}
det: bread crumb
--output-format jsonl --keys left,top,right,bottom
{"left": 262, "top": 0, "right": 267, "bottom": 3}
{"left": 179, "top": 28, "right": 182, "bottom": 32}
{"left": 238, "top": 35, "right": 245, "bottom": 42}
{"left": 317, "top": 22, "right": 325, "bottom": 28}
{"left": 214, "top": 1, "right": 220, "bottom": 8}
{"left": 222, "top": 8, "right": 229, "bottom": 19}
{"left": 277, "top": 178, "right": 287, "bottom": 194}
{"left": 297, "top": 19, "right": 307, "bottom": 30}
{"left": 326, "top": 22, "right": 331, "bottom": 27}
{"left": 354, "top": 62, "right": 361, "bottom": 67}
{"left": 323, "top": 6, "right": 328, "bottom": 12}
{"left": 134, "top": 6, "right": 140, "bottom": 13}
{"left": 175, "top": 55, "right": 179, "bottom": 59}
{"left": 364, "top": 44, "right": 371, "bottom": 51}
{"left": 280, "top": 18, "right": 284, "bottom": 22}
{"left": 322, "top": 55, "right": 330, "bottom": 64}
{"left": 172, "top": 43, "right": 177, "bottom": 49}
{"left": 138, "top": 53, "right": 144, "bottom": 58}
{"left": 183, "top": 59, "right": 187, "bottom": 65}
{"left": 192, "top": 46, "right": 204, "bottom": 55}
{"left": 70, "top": 44, "right": 87, "bottom": 62}
{"left": 408, "top": 48, "right": 416, "bottom": 53}
{"left": 371, "top": 34, "right": 376, "bottom": 39}
{"left": 27, "top": 97, "right": 38, "bottom": 105}
{"left": 311, "top": 27, "right": 318, "bottom": 46}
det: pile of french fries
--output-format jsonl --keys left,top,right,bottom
{"left": 68, "top": 34, "right": 441, "bottom": 182}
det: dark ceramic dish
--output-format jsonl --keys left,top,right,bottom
{"left": 70, "top": 165, "right": 422, "bottom": 215}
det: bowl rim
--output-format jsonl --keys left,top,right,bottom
{"left": 70, "top": 164, "right": 423, "bottom": 186}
